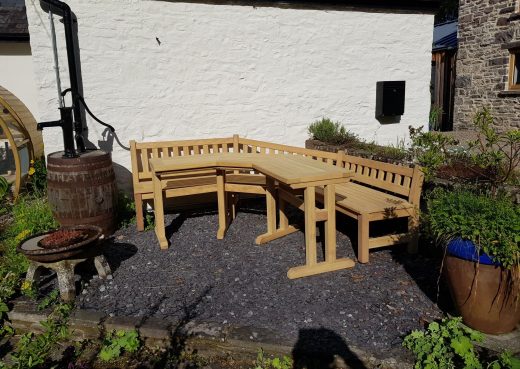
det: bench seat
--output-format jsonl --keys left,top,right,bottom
{"left": 334, "top": 183, "right": 414, "bottom": 215}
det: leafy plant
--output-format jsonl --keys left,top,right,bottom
{"left": 117, "top": 192, "right": 153, "bottom": 230}
{"left": 429, "top": 105, "right": 444, "bottom": 131}
{"left": 26, "top": 158, "right": 47, "bottom": 192}
{"left": 37, "top": 289, "right": 60, "bottom": 311}
{"left": 468, "top": 108, "right": 520, "bottom": 191}
{"left": 252, "top": 349, "right": 293, "bottom": 369}
{"left": 98, "top": 329, "right": 141, "bottom": 362}
{"left": 409, "top": 125, "right": 459, "bottom": 180}
{"left": 1, "top": 303, "right": 73, "bottom": 369}
{"left": 0, "top": 176, "right": 9, "bottom": 201}
{"left": 308, "top": 118, "right": 358, "bottom": 145}
{"left": 403, "top": 317, "right": 519, "bottom": 369}
{"left": 426, "top": 188, "right": 520, "bottom": 269}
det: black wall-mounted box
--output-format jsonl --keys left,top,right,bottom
{"left": 375, "top": 81, "right": 405, "bottom": 119}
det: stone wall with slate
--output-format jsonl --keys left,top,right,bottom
{"left": 454, "top": 0, "right": 520, "bottom": 131}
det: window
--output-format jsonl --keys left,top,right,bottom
{"left": 509, "top": 50, "right": 520, "bottom": 90}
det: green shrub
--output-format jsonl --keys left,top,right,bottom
{"left": 0, "top": 176, "right": 9, "bottom": 200}
{"left": 26, "top": 158, "right": 47, "bottom": 192}
{"left": 98, "top": 329, "right": 141, "bottom": 362}
{"left": 409, "top": 126, "right": 459, "bottom": 180}
{"left": 252, "top": 349, "right": 293, "bottom": 369}
{"left": 1, "top": 303, "right": 73, "bottom": 369}
{"left": 426, "top": 188, "right": 520, "bottom": 269}
{"left": 117, "top": 192, "right": 154, "bottom": 230}
{"left": 308, "top": 118, "right": 358, "bottom": 145}
{"left": 468, "top": 108, "right": 520, "bottom": 190}
{"left": 403, "top": 317, "right": 518, "bottom": 369}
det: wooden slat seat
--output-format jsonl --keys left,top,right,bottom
{"left": 334, "top": 183, "right": 414, "bottom": 215}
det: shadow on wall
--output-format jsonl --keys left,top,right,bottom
{"left": 112, "top": 162, "right": 133, "bottom": 195}
{"left": 292, "top": 328, "right": 367, "bottom": 369}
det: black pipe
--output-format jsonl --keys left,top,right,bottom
{"left": 39, "top": 0, "right": 86, "bottom": 155}
{"left": 37, "top": 107, "right": 76, "bottom": 158}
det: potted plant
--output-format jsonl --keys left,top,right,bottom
{"left": 427, "top": 188, "right": 520, "bottom": 334}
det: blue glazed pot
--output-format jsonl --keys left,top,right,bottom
{"left": 446, "top": 238, "right": 500, "bottom": 266}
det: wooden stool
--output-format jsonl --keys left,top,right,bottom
{"left": 25, "top": 255, "right": 112, "bottom": 302}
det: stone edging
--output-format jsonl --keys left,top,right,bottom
{"left": 8, "top": 298, "right": 412, "bottom": 369}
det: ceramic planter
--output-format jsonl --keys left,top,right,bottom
{"left": 443, "top": 239, "right": 520, "bottom": 334}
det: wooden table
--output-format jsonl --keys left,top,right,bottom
{"left": 149, "top": 153, "right": 355, "bottom": 279}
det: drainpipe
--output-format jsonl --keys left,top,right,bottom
{"left": 38, "top": 0, "right": 86, "bottom": 156}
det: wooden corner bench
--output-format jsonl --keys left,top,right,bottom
{"left": 129, "top": 135, "right": 423, "bottom": 263}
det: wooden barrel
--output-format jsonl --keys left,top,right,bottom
{"left": 47, "top": 150, "right": 117, "bottom": 235}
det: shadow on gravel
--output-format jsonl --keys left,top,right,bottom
{"left": 151, "top": 286, "right": 213, "bottom": 369}
{"left": 76, "top": 240, "right": 138, "bottom": 282}
{"left": 292, "top": 328, "right": 367, "bottom": 369}
{"left": 390, "top": 245, "right": 454, "bottom": 314}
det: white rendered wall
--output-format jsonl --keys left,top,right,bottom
{"left": 26, "top": 0, "right": 433, "bottom": 181}
{"left": 0, "top": 42, "right": 40, "bottom": 117}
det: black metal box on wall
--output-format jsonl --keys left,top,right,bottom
{"left": 375, "top": 81, "right": 405, "bottom": 119}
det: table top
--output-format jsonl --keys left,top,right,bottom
{"left": 149, "top": 153, "right": 353, "bottom": 185}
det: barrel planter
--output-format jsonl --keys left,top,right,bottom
{"left": 443, "top": 239, "right": 520, "bottom": 334}
{"left": 47, "top": 150, "right": 117, "bottom": 235}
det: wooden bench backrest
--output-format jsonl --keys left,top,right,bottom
{"left": 339, "top": 154, "right": 423, "bottom": 205}
{"left": 130, "top": 135, "right": 423, "bottom": 205}
{"left": 238, "top": 137, "right": 341, "bottom": 165}
{"left": 130, "top": 137, "right": 235, "bottom": 187}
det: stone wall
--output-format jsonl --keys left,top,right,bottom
{"left": 26, "top": 0, "right": 434, "bottom": 185}
{"left": 454, "top": 0, "right": 520, "bottom": 131}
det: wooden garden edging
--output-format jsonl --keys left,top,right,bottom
{"left": 129, "top": 135, "right": 424, "bottom": 263}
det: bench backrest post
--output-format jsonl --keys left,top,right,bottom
{"left": 408, "top": 165, "right": 424, "bottom": 206}
{"left": 233, "top": 134, "right": 239, "bottom": 153}
{"left": 129, "top": 139, "right": 139, "bottom": 191}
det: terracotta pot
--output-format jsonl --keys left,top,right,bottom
{"left": 443, "top": 255, "right": 520, "bottom": 334}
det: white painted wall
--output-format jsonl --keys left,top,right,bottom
{"left": 26, "top": 0, "right": 433, "bottom": 179}
{"left": 0, "top": 42, "right": 40, "bottom": 117}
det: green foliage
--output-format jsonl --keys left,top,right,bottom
{"left": 0, "top": 193, "right": 59, "bottom": 347}
{"left": 252, "top": 349, "right": 293, "bottom": 369}
{"left": 308, "top": 118, "right": 358, "bottom": 145}
{"left": 1, "top": 303, "right": 73, "bottom": 369}
{"left": 98, "top": 329, "right": 141, "bottom": 362}
{"left": 117, "top": 191, "right": 154, "bottom": 230}
{"left": 403, "top": 317, "right": 518, "bottom": 369}
{"left": 0, "top": 176, "right": 10, "bottom": 218}
{"left": 409, "top": 126, "right": 459, "bottom": 180}
{"left": 426, "top": 188, "right": 520, "bottom": 269}
{"left": 37, "top": 289, "right": 60, "bottom": 311}
{"left": 0, "top": 176, "right": 9, "bottom": 201}
{"left": 5, "top": 194, "right": 58, "bottom": 241}
{"left": 468, "top": 108, "right": 520, "bottom": 190}
{"left": 429, "top": 105, "right": 444, "bottom": 131}
{"left": 26, "top": 158, "right": 47, "bottom": 192}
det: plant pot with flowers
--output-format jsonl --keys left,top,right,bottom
{"left": 427, "top": 188, "right": 520, "bottom": 334}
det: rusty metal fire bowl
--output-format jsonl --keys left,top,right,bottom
{"left": 17, "top": 225, "right": 103, "bottom": 263}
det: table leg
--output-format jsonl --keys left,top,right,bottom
{"left": 324, "top": 183, "right": 337, "bottom": 262}
{"left": 287, "top": 184, "right": 355, "bottom": 279}
{"left": 304, "top": 186, "right": 317, "bottom": 266}
{"left": 153, "top": 172, "right": 169, "bottom": 249}
{"left": 216, "top": 169, "right": 228, "bottom": 239}
{"left": 255, "top": 177, "right": 298, "bottom": 244}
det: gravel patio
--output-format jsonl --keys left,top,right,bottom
{"left": 76, "top": 198, "right": 446, "bottom": 361}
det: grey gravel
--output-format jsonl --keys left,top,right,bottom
{"left": 77, "top": 199, "right": 445, "bottom": 359}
